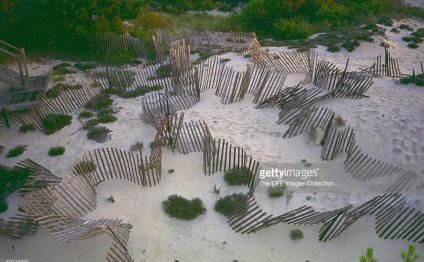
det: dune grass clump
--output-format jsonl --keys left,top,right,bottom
{"left": 267, "top": 184, "right": 286, "bottom": 198}
{"left": 74, "top": 63, "right": 97, "bottom": 71}
{"left": 290, "top": 229, "right": 304, "bottom": 240}
{"left": 118, "top": 85, "right": 162, "bottom": 98}
{"left": 74, "top": 160, "right": 97, "bottom": 175}
{"left": 78, "top": 111, "right": 93, "bottom": 119}
{"left": 84, "top": 93, "right": 113, "bottom": 112}
{"left": 223, "top": 167, "right": 252, "bottom": 186}
{"left": 45, "top": 83, "right": 83, "bottom": 99}
{"left": 214, "top": 193, "right": 249, "bottom": 218}
{"left": 400, "top": 73, "right": 424, "bottom": 87}
{"left": 341, "top": 39, "right": 360, "bottom": 52}
{"left": 130, "top": 141, "right": 144, "bottom": 151}
{"left": 168, "top": 169, "right": 175, "bottom": 174}
{"left": 96, "top": 110, "right": 117, "bottom": 124}
{"left": 41, "top": 113, "right": 72, "bottom": 134}
{"left": 86, "top": 126, "right": 111, "bottom": 142}
{"left": 0, "top": 165, "right": 31, "bottom": 213}
{"left": 162, "top": 195, "right": 206, "bottom": 220}
{"left": 19, "top": 123, "right": 36, "bottom": 133}
{"left": 51, "top": 63, "right": 76, "bottom": 75}
{"left": 6, "top": 145, "right": 27, "bottom": 158}
{"left": 334, "top": 114, "right": 346, "bottom": 126}
{"left": 48, "top": 146, "right": 65, "bottom": 156}
{"left": 155, "top": 64, "right": 172, "bottom": 78}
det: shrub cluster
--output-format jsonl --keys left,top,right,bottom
{"left": 0, "top": 165, "right": 31, "bottom": 213}
{"left": 41, "top": 114, "right": 72, "bottom": 135}
{"left": 214, "top": 193, "right": 248, "bottom": 217}
{"left": 223, "top": 167, "right": 252, "bottom": 186}
{"left": 6, "top": 145, "right": 27, "bottom": 158}
{"left": 162, "top": 195, "right": 206, "bottom": 220}
{"left": 400, "top": 73, "right": 424, "bottom": 87}
{"left": 48, "top": 146, "right": 65, "bottom": 156}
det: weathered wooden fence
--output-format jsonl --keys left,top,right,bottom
{"left": 362, "top": 47, "right": 402, "bottom": 78}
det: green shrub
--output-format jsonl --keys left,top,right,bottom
{"left": 87, "top": 126, "right": 111, "bottom": 142}
{"left": 168, "top": 169, "right": 175, "bottom": 174}
{"left": 74, "top": 160, "right": 97, "bottom": 174}
{"left": 214, "top": 193, "right": 248, "bottom": 217}
{"left": 45, "top": 83, "right": 83, "bottom": 99}
{"left": 78, "top": 111, "right": 93, "bottom": 119}
{"left": 360, "top": 247, "right": 377, "bottom": 262}
{"left": 223, "top": 167, "right": 251, "bottom": 186}
{"left": 408, "top": 43, "right": 419, "bottom": 49}
{"left": 41, "top": 114, "right": 72, "bottom": 134}
{"left": 19, "top": 123, "right": 36, "bottom": 133}
{"left": 327, "top": 45, "right": 341, "bottom": 52}
{"left": 341, "top": 39, "right": 360, "bottom": 52}
{"left": 162, "top": 195, "right": 206, "bottom": 220}
{"left": 130, "top": 141, "right": 144, "bottom": 151}
{"left": 0, "top": 201, "right": 8, "bottom": 213}
{"left": 155, "top": 64, "right": 172, "bottom": 78}
{"left": 118, "top": 85, "right": 162, "bottom": 98}
{"left": 0, "top": 165, "right": 30, "bottom": 200}
{"left": 273, "top": 18, "right": 313, "bottom": 40}
{"left": 6, "top": 145, "right": 27, "bottom": 158}
{"left": 84, "top": 94, "right": 113, "bottom": 111}
{"left": 82, "top": 118, "right": 99, "bottom": 130}
{"left": 400, "top": 73, "right": 424, "bottom": 87}
{"left": 290, "top": 229, "right": 304, "bottom": 240}
{"left": 377, "top": 16, "right": 393, "bottom": 26}
{"left": 74, "top": 63, "right": 97, "bottom": 71}
{"left": 48, "top": 146, "right": 65, "bottom": 156}
{"left": 220, "top": 58, "right": 231, "bottom": 63}
{"left": 399, "top": 24, "right": 413, "bottom": 31}
{"left": 391, "top": 28, "right": 400, "bottom": 33}
{"left": 96, "top": 110, "right": 117, "bottom": 124}
{"left": 267, "top": 184, "right": 286, "bottom": 198}
{"left": 51, "top": 63, "right": 76, "bottom": 75}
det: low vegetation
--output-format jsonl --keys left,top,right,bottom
{"left": 401, "top": 243, "right": 419, "bottom": 262}
{"left": 45, "top": 83, "right": 83, "bottom": 99}
{"left": 41, "top": 113, "right": 72, "bottom": 135}
{"left": 290, "top": 229, "right": 304, "bottom": 240}
{"left": 223, "top": 167, "right": 251, "bottom": 186}
{"left": 155, "top": 64, "right": 172, "bottom": 78}
{"left": 360, "top": 247, "right": 377, "bottom": 262}
{"left": 78, "top": 111, "right": 94, "bottom": 119}
{"left": 6, "top": 145, "right": 27, "bottom": 158}
{"left": 400, "top": 73, "right": 424, "bottom": 87}
{"left": 130, "top": 141, "right": 144, "bottom": 151}
{"left": 162, "top": 195, "right": 206, "bottom": 220}
{"left": 0, "top": 165, "right": 31, "bottom": 213}
{"left": 48, "top": 146, "right": 65, "bottom": 156}
{"left": 19, "top": 123, "right": 36, "bottom": 133}
{"left": 84, "top": 94, "right": 113, "bottom": 112}
{"left": 51, "top": 63, "right": 76, "bottom": 75}
{"left": 267, "top": 184, "right": 286, "bottom": 198}
{"left": 86, "top": 126, "right": 112, "bottom": 142}
{"left": 168, "top": 169, "right": 175, "bottom": 174}
{"left": 402, "top": 28, "right": 424, "bottom": 49}
{"left": 214, "top": 193, "right": 248, "bottom": 217}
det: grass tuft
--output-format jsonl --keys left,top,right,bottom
{"left": 214, "top": 193, "right": 249, "bottom": 218}
{"left": 162, "top": 195, "right": 206, "bottom": 220}
{"left": 48, "top": 146, "right": 65, "bottom": 156}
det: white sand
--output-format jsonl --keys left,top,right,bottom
{"left": 1, "top": 19, "right": 424, "bottom": 261}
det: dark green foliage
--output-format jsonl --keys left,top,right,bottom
{"left": 168, "top": 169, "right": 175, "bottom": 174}
{"left": 223, "top": 167, "right": 252, "bottom": 186}
{"left": 399, "top": 24, "right": 413, "bottom": 31}
{"left": 400, "top": 73, "right": 424, "bottom": 87}
{"left": 109, "top": 70, "right": 135, "bottom": 88}
{"left": 87, "top": 126, "right": 111, "bottom": 142}
{"left": 267, "top": 184, "right": 286, "bottom": 198}
{"left": 377, "top": 16, "right": 393, "bottom": 26}
{"left": 6, "top": 145, "right": 27, "bottom": 158}
{"left": 84, "top": 94, "right": 113, "bottom": 112}
{"left": 83, "top": 118, "right": 100, "bottom": 130}
{"left": 41, "top": 114, "right": 72, "bottom": 134}
{"left": 150, "top": 141, "right": 159, "bottom": 148}
{"left": 408, "top": 43, "right": 418, "bottom": 49}
{"left": 130, "top": 141, "right": 144, "bottom": 151}
{"left": 51, "top": 63, "right": 76, "bottom": 75}
{"left": 19, "top": 123, "right": 36, "bottom": 133}
{"left": 0, "top": 201, "right": 7, "bottom": 213}
{"left": 48, "top": 146, "right": 65, "bottom": 156}
{"left": 96, "top": 110, "right": 117, "bottom": 124}
{"left": 214, "top": 193, "right": 248, "bottom": 217}
{"left": 341, "top": 39, "right": 360, "bottom": 52}
{"left": 155, "top": 64, "right": 172, "bottom": 78}
{"left": 162, "top": 195, "right": 206, "bottom": 220}
{"left": 78, "top": 111, "right": 94, "bottom": 119}
{"left": 290, "top": 229, "right": 304, "bottom": 240}
{"left": 0, "top": 165, "right": 31, "bottom": 213}
{"left": 118, "top": 85, "right": 162, "bottom": 98}
{"left": 74, "top": 63, "right": 97, "bottom": 71}
{"left": 74, "top": 160, "right": 97, "bottom": 174}
{"left": 273, "top": 18, "right": 313, "bottom": 40}
{"left": 327, "top": 45, "right": 341, "bottom": 52}
{"left": 391, "top": 28, "right": 400, "bottom": 33}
